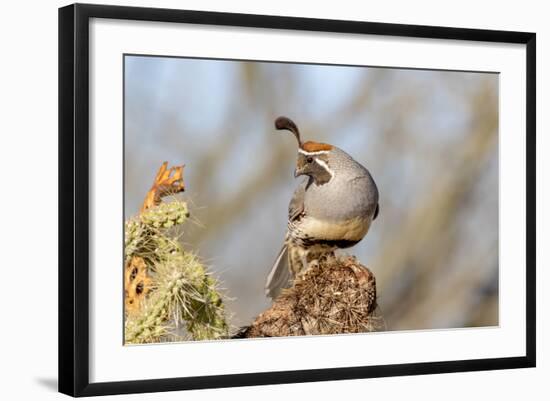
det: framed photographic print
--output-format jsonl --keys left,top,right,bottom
{"left": 58, "top": 3, "right": 536, "bottom": 397}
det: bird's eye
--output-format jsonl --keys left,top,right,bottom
{"left": 306, "top": 157, "right": 313, "bottom": 164}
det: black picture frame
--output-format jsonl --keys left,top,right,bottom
{"left": 58, "top": 3, "right": 536, "bottom": 397}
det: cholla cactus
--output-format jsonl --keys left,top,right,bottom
{"left": 235, "top": 255, "right": 383, "bottom": 338}
{"left": 124, "top": 199, "right": 228, "bottom": 344}
{"left": 124, "top": 201, "right": 189, "bottom": 265}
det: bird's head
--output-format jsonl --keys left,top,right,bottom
{"left": 275, "top": 116, "right": 335, "bottom": 186}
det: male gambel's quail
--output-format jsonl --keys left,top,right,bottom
{"left": 265, "top": 116, "right": 379, "bottom": 299}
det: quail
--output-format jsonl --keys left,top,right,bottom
{"left": 265, "top": 116, "right": 379, "bottom": 299}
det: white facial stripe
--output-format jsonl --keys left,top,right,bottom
{"left": 313, "top": 158, "right": 334, "bottom": 179}
{"left": 298, "top": 149, "right": 329, "bottom": 156}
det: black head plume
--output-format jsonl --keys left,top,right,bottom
{"left": 275, "top": 116, "right": 302, "bottom": 147}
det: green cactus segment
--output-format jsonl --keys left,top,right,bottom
{"left": 140, "top": 201, "right": 189, "bottom": 229}
{"left": 124, "top": 200, "right": 228, "bottom": 344}
{"left": 125, "top": 201, "right": 189, "bottom": 265}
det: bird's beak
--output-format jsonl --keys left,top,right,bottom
{"left": 294, "top": 168, "right": 300, "bottom": 178}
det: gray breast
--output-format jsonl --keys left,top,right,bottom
{"left": 304, "top": 150, "right": 378, "bottom": 223}
{"left": 306, "top": 174, "right": 377, "bottom": 222}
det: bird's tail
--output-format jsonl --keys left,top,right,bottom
{"left": 265, "top": 244, "right": 292, "bottom": 300}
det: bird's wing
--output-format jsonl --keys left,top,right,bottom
{"left": 288, "top": 178, "right": 308, "bottom": 221}
{"left": 373, "top": 203, "right": 379, "bottom": 220}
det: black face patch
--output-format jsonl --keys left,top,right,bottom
{"left": 296, "top": 153, "right": 332, "bottom": 185}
